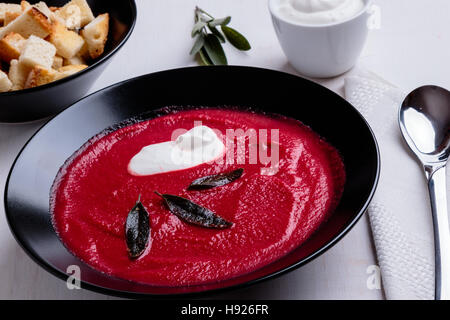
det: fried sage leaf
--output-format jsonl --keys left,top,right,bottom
{"left": 125, "top": 197, "right": 150, "bottom": 259}
{"left": 187, "top": 168, "right": 244, "bottom": 190}
{"left": 155, "top": 192, "right": 233, "bottom": 229}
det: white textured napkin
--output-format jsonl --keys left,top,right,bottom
{"left": 344, "top": 70, "right": 437, "bottom": 300}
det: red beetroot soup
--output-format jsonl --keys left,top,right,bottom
{"left": 51, "top": 108, "right": 345, "bottom": 286}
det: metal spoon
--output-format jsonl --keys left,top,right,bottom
{"left": 399, "top": 85, "right": 450, "bottom": 300}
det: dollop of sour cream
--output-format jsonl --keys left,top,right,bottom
{"left": 276, "top": 0, "right": 365, "bottom": 25}
{"left": 128, "top": 126, "right": 225, "bottom": 176}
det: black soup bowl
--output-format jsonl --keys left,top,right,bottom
{"left": 5, "top": 66, "right": 380, "bottom": 297}
{"left": 0, "top": 0, "right": 137, "bottom": 123}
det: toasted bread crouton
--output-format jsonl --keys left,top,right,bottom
{"left": 0, "top": 7, "right": 53, "bottom": 39}
{"left": 0, "top": 3, "right": 21, "bottom": 24}
{"left": 63, "top": 54, "right": 85, "bottom": 66}
{"left": 20, "top": 0, "right": 31, "bottom": 12}
{"left": 0, "top": 69, "right": 12, "bottom": 92}
{"left": 20, "top": 1, "right": 31, "bottom": 12}
{"left": 56, "top": 63, "right": 87, "bottom": 79}
{"left": 8, "top": 59, "right": 30, "bottom": 90}
{"left": 56, "top": 0, "right": 94, "bottom": 28}
{"left": 52, "top": 55, "right": 63, "bottom": 69}
{"left": 58, "top": 64, "right": 87, "bottom": 73}
{"left": 48, "top": 20, "right": 85, "bottom": 59}
{"left": 0, "top": 32, "right": 26, "bottom": 63}
{"left": 81, "top": 13, "right": 109, "bottom": 59}
{"left": 4, "top": 11, "right": 21, "bottom": 25}
{"left": 54, "top": 4, "right": 81, "bottom": 29}
{"left": 76, "top": 41, "right": 90, "bottom": 60}
{"left": 24, "top": 65, "right": 58, "bottom": 88}
{"left": 19, "top": 35, "right": 56, "bottom": 69}
{"left": 33, "top": 2, "right": 53, "bottom": 21}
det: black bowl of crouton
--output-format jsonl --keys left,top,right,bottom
{"left": 0, "top": 0, "right": 136, "bottom": 122}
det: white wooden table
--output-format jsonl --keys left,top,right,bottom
{"left": 1, "top": 0, "right": 449, "bottom": 299}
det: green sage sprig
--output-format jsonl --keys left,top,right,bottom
{"left": 190, "top": 6, "right": 251, "bottom": 65}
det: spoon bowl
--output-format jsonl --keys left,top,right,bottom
{"left": 400, "top": 85, "right": 450, "bottom": 165}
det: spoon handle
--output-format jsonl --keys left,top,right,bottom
{"left": 428, "top": 166, "right": 450, "bottom": 300}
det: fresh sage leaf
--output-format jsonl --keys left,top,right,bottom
{"left": 125, "top": 197, "right": 150, "bottom": 259}
{"left": 200, "top": 16, "right": 212, "bottom": 23}
{"left": 191, "top": 7, "right": 251, "bottom": 65}
{"left": 208, "top": 25, "right": 225, "bottom": 43}
{"left": 190, "top": 34, "right": 205, "bottom": 55}
{"left": 221, "top": 25, "right": 251, "bottom": 51}
{"left": 208, "top": 16, "right": 231, "bottom": 27}
{"left": 203, "top": 34, "right": 228, "bottom": 65}
{"left": 191, "top": 20, "right": 206, "bottom": 37}
{"left": 155, "top": 192, "right": 233, "bottom": 229}
{"left": 188, "top": 168, "right": 244, "bottom": 190}
{"left": 198, "top": 47, "right": 213, "bottom": 65}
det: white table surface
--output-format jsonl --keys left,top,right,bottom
{"left": 0, "top": 0, "right": 448, "bottom": 300}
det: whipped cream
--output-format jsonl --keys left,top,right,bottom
{"left": 128, "top": 126, "right": 225, "bottom": 176}
{"left": 275, "top": 0, "right": 365, "bottom": 25}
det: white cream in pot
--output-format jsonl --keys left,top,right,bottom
{"left": 276, "top": 0, "right": 365, "bottom": 25}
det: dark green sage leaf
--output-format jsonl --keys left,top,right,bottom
{"left": 208, "top": 25, "right": 225, "bottom": 43}
{"left": 190, "top": 34, "right": 205, "bottom": 55}
{"left": 198, "top": 47, "right": 213, "bottom": 65}
{"left": 221, "top": 25, "right": 251, "bottom": 51}
{"left": 125, "top": 197, "right": 150, "bottom": 259}
{"left": 203, "top": 34, "right": 227, "bottom": 65}
{"left": 191, "top": 20, "right": 206, "bottom": 37}
{"left": 208, "top": 16, "right": 231, "bottom": 27}
{"left": 188, "top": 168, "right": 244, "bottom": 190}
{"left": 155, "top": 192, "right": 233, "bottom": 229}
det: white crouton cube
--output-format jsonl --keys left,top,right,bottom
{"left": 52, "top": 55, "right": 63, "bottom": 69}
{"left": 4, "top": 11, "right": 21, "bottom": 25}
{"left": 0, "top": 3, "right": 21, "bottom": 23}
{"left": 81, "top": 13, "right": 109, "bottom": 59}
{"left": 0, "top": 7, "right": 53, "bottom": 39}
{"left": 33, "top": 2, "right": 53, "bottom": 21}
{"left": 0, "top": 32, "right": 26, "bottom": 63}
{"left": 0, "top": 69, "right": 12, "bottom": 92}
{"left": 54, "top": 4, "right": 81, "bottom": 29}
{"left": 56, "top": 0, "right": 94, "bottom": 28}
{"left": 55, "top": 64, "right": 87, "bottom": 80}
{"left": 48, "top": 21, "right": 85, "bottom": 59}
{"left": 19, "top": 35, "right": 56, "bottom": 69}
{"left": 8, "top": 59, "right": 30, "bottom": 90}
{"left": 24, "top": 65, "right": 58, "bottom": 88}
{"left": 20, "top": 1, "right": 31, "bottom": 12}
{"left": 63, "top": 55, "right": 85, "bottom": 66}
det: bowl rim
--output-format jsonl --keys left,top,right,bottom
{"left": 4, "top": 66, "right": 380, "bottom": 298}
{"left": 0, "top": 0, "right": 137, "bottom": 97}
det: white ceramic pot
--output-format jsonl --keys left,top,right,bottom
{"left": 269, "top": 0, "right": 373, "bottom": 78}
